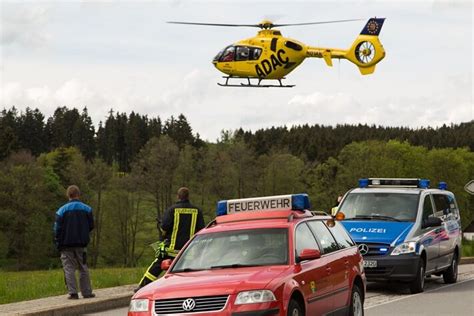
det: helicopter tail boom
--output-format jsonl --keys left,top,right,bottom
{"left": 306, "top": 18, "right": 386, "bottom": 75}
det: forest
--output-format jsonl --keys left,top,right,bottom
{"left": 0, "top": 106, "right": 473, "bottom": 271}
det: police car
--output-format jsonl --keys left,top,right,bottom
{"left": 336, "top": 178, "right": 462, "bottom": 294}
{"left": 129, "top": 194, "right": 366, "bottom": 316}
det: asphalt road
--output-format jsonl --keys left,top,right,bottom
{"left": 87, "top": 264, "right": 474, "bottom": 316}
{"left": 365, "top": 278, "right": 474, "bottom": 315}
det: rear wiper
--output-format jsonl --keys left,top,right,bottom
{"left": 210, "top": 264, "right": 259, "bottom": 269}
{"left": 345, "top": 215, "right": 401, "bottom": 222}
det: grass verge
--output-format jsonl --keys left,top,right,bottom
{"left": 0, "top": 267, "right": 144, "bottom": 305}
{"left": 462, "top": 239, "right": 474, "bottom": 257}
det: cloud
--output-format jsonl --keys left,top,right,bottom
{"left": 0, "top": 4, "right": 51, "bottom": 48}
{"left": 285, "top": 89, "right": 472, "bottom": 129}
{"left": 286, "top": 91, "right": 362, "bottom": 125}
{"left": 0, "top": 70, "right": 217, "bottom": 131}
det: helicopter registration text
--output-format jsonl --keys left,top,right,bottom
{"left": 255, "top": 49, "right": 289, "bottom": 77}
{"left": 307, "top": 51, "right": 323, "bottom": 58}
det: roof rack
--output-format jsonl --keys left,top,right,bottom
{"left": 311, "top": 211, "right": 329, "bottom": 216}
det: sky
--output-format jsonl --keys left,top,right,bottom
{"left": 0, "top": 0, "right": 473, "bottom": 141}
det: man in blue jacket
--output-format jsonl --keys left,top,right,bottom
{"left": 54, "top": 185, "right": 95, "bottom": 299}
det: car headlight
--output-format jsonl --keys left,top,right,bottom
{"left": 129, "top": 299, "right": 149, "bottom": 312}
{"left": 390, "top": 241, "right": 417, "bottom": 256}
{"left": 235, "top": 290, "right": 276, "bottom": 305}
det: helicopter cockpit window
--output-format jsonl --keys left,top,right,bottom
{"left": 235, "top": 46, "right": 250, "bottom": 61}
{"left": 220, "top": 46, "right": 235, "bottom": 62}
{"left": 249, "top": 48, "right": 262, "bottom": 60}
{"left": 213, "top": 49, "right": 225, "bottom": 62}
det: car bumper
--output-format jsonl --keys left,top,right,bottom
{"left": 363, "top": 254, "right": 420, "bottom": 281}
{"left": 128, "top": 301, "right": 280, "bottom": 316}
{"left": 231, "top": 308, "right": 280, "bottom": 316}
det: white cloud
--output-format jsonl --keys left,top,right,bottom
{"left": 286, "top": 90, "right": 472, "bottom": 129}
{"left": 0, "top": 4, "right": 51, "bottom": 48}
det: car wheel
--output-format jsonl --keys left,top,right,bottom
{"left": 349, "top": 284, "right": 364, "bottom": 316}
{"left": 287, "top": 298, "right": 304, "bottom": 316}
{"left": 409, "top": 257, "right": 425, "bottom": 294}
{"left": 443, "top": 252, "right": 458, "bottom": 284}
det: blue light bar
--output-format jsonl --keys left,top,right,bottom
{"left": 379, "top": 247, "right": 388, "bottom": 252}
{"left": 215, "top": 194, "right": 311, "bottom": 216}
{"left": 418, "top": 179, "right": 430, "bottom": 189}
{"left": 359, "top": 178, "right": 369, "bottom": 188}
{"left": 438, "top": 182, "right": 447, "bottom": 190}
{"left": 292, "top": 193, "right": 311, "bottom": 210}
{"left": 216, "top": 200, "right": 228, "bottom": 216}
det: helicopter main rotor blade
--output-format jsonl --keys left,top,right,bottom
{"left": 167, "top": 21, "right": 260, "bottom": 28}
{"left": 273, "top": 18, "right": 363, "bottom": 27}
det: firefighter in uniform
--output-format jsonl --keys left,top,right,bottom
{"left": 331, "top": 195, "right": 343, "bottom": 216}
{"left": 135, "top": 187, "right": 205, "bottom": 291}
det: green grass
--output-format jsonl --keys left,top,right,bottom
{"left": 0, "top": 267, "right": 145, "bottom": 305}
{"left": 462, "top": 239, "right": 474, "bottom": 257}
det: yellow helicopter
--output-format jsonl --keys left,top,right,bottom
{"left": 168, "top": 18, "right": 386, "bottom": 87}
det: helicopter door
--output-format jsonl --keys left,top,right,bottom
{"left": 236, "top": 46, "right": 261, "bottom": 77}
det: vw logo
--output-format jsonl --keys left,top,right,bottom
{"left": 182, "top": 298, "right": 196, "bottom": 312}
{"left": 358, "top": 244, "right": 369, "bottom": 256}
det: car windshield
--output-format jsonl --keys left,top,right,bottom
{"left": 339, "top": 192, "right": 419, "bottom": 222}
{"left": 171, "top": 228, "right": 288, "bottom": 272}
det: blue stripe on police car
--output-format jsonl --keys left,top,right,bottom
{"left": 341, "top": 221, "right": 414, "bottom": 245}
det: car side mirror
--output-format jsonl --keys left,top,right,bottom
{"left": 296, "top": 248, "right": 321, "bottom": 263}
{"left": 161, "top": 259, "right": 172, "bottom": 270}
{"left": 422, "top": 217, "right": 442, "bottom": 229}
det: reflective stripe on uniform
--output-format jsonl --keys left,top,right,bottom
{"left": 165, "top": 250, "right": 179, "bottom": 257}
{"left": 139, "top": 258, "right": 159, "bottom": 284}
{"left": 189, "top": 210, "right": 197, "bottom": 239}
{"left": 144, "top": 272, "right": 157, "bottom": 281}
{"left": 168, "top": 208, "right": 198, "bottom": 252}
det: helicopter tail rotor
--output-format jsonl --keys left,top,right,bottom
{"left": 346, "top": 18, "right": 386, "bottom": 74}
{"left": 306, "top": 18, "right": 386, "bottom": 75}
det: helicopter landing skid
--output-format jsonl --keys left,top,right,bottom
{"left": 218, "top": 77, "right": 295, "bottom": 88}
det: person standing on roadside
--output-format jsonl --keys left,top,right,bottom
{"left": 54, "top": 185, "right": 95, "bottom": 299}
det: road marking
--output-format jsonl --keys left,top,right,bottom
{"left": 365, "top": 277, "right": 474, "bottom": 310}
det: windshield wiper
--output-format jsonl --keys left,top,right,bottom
{"left": 345, "top": 215, "right": 401, "bottom": 222}
{"left": 172, "top": 268, "right": 203, "bottom": 273}
{"left": 369, "top": 215, "right": 402, "bottom": 222}
{"left": 210, "top": 264, "right": 260, "bottom": 269}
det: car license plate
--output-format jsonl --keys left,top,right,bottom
{"left": 363, "top": 260, "right": 377, "bottom": 268}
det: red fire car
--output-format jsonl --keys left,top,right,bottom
{"left": 129, "top": 194, "right": 366, "bottom": 316}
